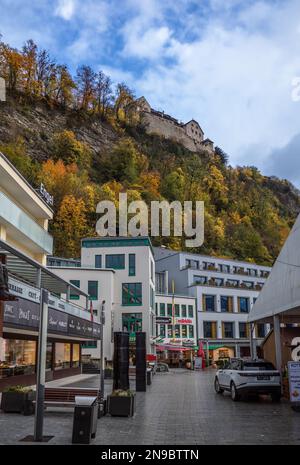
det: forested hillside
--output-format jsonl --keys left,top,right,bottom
{"left": 1, "top": 37, "right": 299, "bottom": 265}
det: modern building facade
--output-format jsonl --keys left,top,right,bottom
{"left": 50, "top": 236, "right": 156, "bottom": 365}
{"left": 155, "top": 270, "right": 197, "bottom": 366}
{"left": 154, "top": 247, "right": 271, "bottom": 361}
{"left": 0, "top": 151, "right": 101, "bottom": 390}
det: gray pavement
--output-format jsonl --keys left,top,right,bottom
{"left": 0, "top": 369, "right": 300, "bottom": 445}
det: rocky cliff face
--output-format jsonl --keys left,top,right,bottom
{"left": 0, "top": 96, "right": 118, "bottom": 161}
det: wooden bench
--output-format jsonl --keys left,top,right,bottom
{"left": 33, "top": 387, "right": 101, "bottom": 409}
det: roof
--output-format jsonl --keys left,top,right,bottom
{"left": 184, "top": 119, "right": 204, "bottom": 134}
{"left": 249, "top": 212, "right": 300, "bottom": 323}
{"left": 0, "top": 239, "right": 88, "bottom": 298}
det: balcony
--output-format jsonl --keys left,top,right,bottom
{"left": 192, "top": 278, "right": 263, "bottom": 291}
{"left": 0, "top": 191, "right": 53, "bottom": 254}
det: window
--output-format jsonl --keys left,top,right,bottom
{"left": 70, "top": 280, "right": 80, "bottom": 300}
{"left": 221, "top": 296, "right": 233, "bottom": 313}
{"left": 95, "top": 255, "right": 102, "bottom": 268}
{"left": 167, "top": 325, "right": 173, "bottom": 337}
{"left": 122, "top": 283, "right": 142, "bottom": 306}
{"left": 194, "top": 276, "right": 207, "bottom": 285}
{"left": 122, "top": 313, "right": 142, "bottom": 334}
{"left": 175, "top": 325, "right": 180, "bottom": 337}
{"left": 181, "top": 305, "right": 187, "bottom": 317}
{"left": 160, "top": 303, "right": 166, "bottom": 316}
{"left": 150, "top": 286, "right": 155, "bottom": 309}
{"left": 106, "top": 254, "right": 125, "bottom": 269}
{"left": 181, "top": 325, "right": 187, "bottom": 338}
{"left": 155, "top": 303, "right": 158, "bottom": 315}
{"left": 167, "top": 304, "right": 173, "bottom": 316}
{"left": 188, "top": 325, "right": 194, "bottom": 338}
{"left": 55, "top": 343, "right": 71, "bottom": 369}
{"left": 256, "top": 323, "right": 266, "bottom": 338}
{"left": 239, "top": 322, "right": 248, "bottom": 338}
{"left": 88, "top": 281, "right": 98, "bottom": 300}
{"left": 203, "top": 321, "right": 217, "bottom": 338}
{"left": 175, "top": 304, "right": 180, "bottom": 317}
{"left": 159, "top": 325, "right": 166, "bottom": 337}
{"left": 188, "top": 305, "right": 194, "bottom": 318}
{"left": 238, "top": 297, "right": 250, "bottom": 313}
{"left": 150, "top": 261, "right": 154, "bottom": 281}
{"left": 203, "top": 295, "right": 216, "bottom": 312}
{"left": 223, "top": 322, "right": 234, "bottom": 338}
{"left": 219, "top": 264, "right": 230, "bottom": 273}
{"left": 129, "top": 254, "right": 136, "bottom": 276}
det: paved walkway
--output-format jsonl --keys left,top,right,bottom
{"left": 0, "top": 369, "right": 300, "bottom": 445}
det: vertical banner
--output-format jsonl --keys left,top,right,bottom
{"left": 288, "top": 361, "right": 300, "bottom": 404}
{"left": 171, "top": 279, "right": 175, "bottom": 339}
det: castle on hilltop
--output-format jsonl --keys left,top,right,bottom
{"left": 135, "top": 96, "right": 214, "bottom": 153}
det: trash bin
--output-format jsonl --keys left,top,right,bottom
{"left": 147, "top": 368, "right": 152, "bottom": 385}
{"left": 72, "top": 396, "right": 98, "bottom": 444}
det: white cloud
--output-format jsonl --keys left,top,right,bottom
{"left": 55, "top": 0, "right": 75, "bottom": 21}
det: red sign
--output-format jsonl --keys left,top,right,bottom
{"left": 177, "top": 318, "right": 193, "bottom": 324}
{"left": 147, "top": 354, "right": 157, "bottom": 361}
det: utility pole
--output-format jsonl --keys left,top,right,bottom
{"left": 34, "top": 288, "right": 49, "bottom": 442}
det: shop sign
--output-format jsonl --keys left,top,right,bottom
{"left": 182, "top": 339, "right": 196, "bottom": 347}
{"left": 48, "top": 308, "right": 68, "bottom": 333}
{"left": 177, "top": 318, "right": 193, "bottom": 324}
{"left": 68, "top": 315, "right": 94, "bottom": 337}
{"left": 3, "top": 299, "right": 40, "bottom": 328}
{"left": 291, "top": 337, "right": 300, "bottom": 361}
{"left": 8, "top": 277, "right": 40, "bottom": 303}
{"left": 288, "top": 361, "right": 300, "bottom": 403}
{"left": 156, "top": 316, "right": 172, "bottom": 324}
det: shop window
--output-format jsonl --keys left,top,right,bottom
{"left": 70, "top": 280, "right": 80, "bottom": 300}
{"left": 46, "top": 342, "right": 53, "bottom": 371}
{"left": 175, "top": 325, "right": 180, "bottom": 337}
{"left": 129, "top": 254, "right": 136, "bottom": 276}
{"left": 55, "top": 342, "right": 71, "bottom": 370}
{"left": 72, "top": 344, "right": 80, "bottom": 368}
{"left": 0, "top": 338, "right": 36, "bottom": 379}
{"left": 88, "top": 281, "right": 98, "bottom": 300}
{"left": 181, "top": 305, "right": 187, "bottom": 317}
{"left": 122, "top": 283, "right": 142, "bottom": 306}
{"left": 188, "top": 305, "right": 194, "bottom": 318}
{"left": 167, "top": 325, "right": 173, "bottom": 337}
{"left": 106, "top": 254, "right": 125, "bottom": 269}
{"left": 181, "top": 325, "right": 187, "bottom": 338}
{"left": 188, "top": 325, "right": 194, "bottom": 338}
{"left": 95, "top": 255, "right": 102, "bottom": 268}
{"left": 160, "top": 303, "right": 166, "bottom": 316}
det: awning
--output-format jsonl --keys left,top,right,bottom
{"left": 156, "top": 344, "right": 191, "bottom": 352}
{"left": 0, "top": 239, "right": 88, "bottom": 299}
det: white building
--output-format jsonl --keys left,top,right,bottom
{"left": 154, "top": 247, "right": 271, "bottom": 361}
{"left": 50, "top": 236, "right": 156, "bottom": 364}
{"left": 155, "top": 271, "right": 197, "bottom": 367}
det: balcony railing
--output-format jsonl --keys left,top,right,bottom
{"left": 0, "top": 191, "right": 53, "bottom": 254}
{"left": 192, "top": 279, "right": 263, "bottom": 291}
{"left": 182, "top": 263, "right": 270, "bottom": 279}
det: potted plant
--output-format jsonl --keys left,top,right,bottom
{"left": 0, "top": 385, "right": 35, "bottom": 415}
{"left": 107, "top": 389, "right": 135, "bottom": 417}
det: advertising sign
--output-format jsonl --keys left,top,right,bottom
{"left": 156, "top": 316, "right": 172, "bottom": 324}
{"left": 288, "top": 361, "right": 300, "bottom": 403}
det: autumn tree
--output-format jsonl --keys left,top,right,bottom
{"left": 51, "top": 130, "right": 92, "bottom": 169}
{"left": 52, "top": 195, "right": 91, "bottom": 257}
{"left": 94, "top": 70, "right": 112, "bottom": 118}
{"left": 114, "top": 83, "right": 135, "bottom": 122}
{"left": 75, "top": 65, "right": 96, "bottom": 111}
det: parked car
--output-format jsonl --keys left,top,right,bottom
{"left": 214, "top": 358, "right": 281, "bottom": 402}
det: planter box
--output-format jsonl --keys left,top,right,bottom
{"left": 0, "top": 391, "right": 35, "bottom": 415}
{"left": 107, "top": 394, "right": 135, "bottom": 417}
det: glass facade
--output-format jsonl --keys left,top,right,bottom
{"left": 72, "top": 344, "right": 80, "bottom": 368}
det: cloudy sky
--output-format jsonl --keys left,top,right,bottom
{"left": 1, "top": 0, "right": 300, "bottom": 185}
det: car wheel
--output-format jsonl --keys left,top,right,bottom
{"left": 230, "top": 382, "right": 240, "bottom": 401}
{"left": 271, "top": 392, "right": 281, "bottom": 402}
{"left": 214, "top": 377, "right": 224, "bottom": 394}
